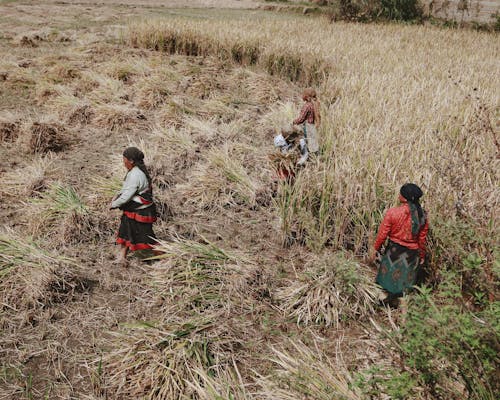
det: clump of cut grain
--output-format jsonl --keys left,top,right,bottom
{"left": 257, "top": 339, "right": 361, "bottom": 400}
{"left": 85, "top": 173, "right": 124, "bottom": 238}
{"left": 68, "top": 103, "right": 93, "bottom": 125}
{"left": 276, "top": 252, "right": 381, "bottom": 327}
{"left": 186, "top": 362, "right": 252, "bottom": 400}
{"left": 0, "top": 229, "right": 80, "bottom": 313}
{"left": 151, "top": 237, "right": 261, "bottom": 313}
{"left": 46, "top": 63, "right": 81, "bottom": 83}
{"left": 151, "top": 236, "right": 241, "bottom": 286}
{"left": 102, "top": 319, "right": 236, "bottom": 400}
{"left": 3, "top": 153, "right": 59, "bottom": 197}
{"left": 94, "top": 104, "right": 145, "bottom": 132}
{"left": 86, "top": 73, "right": 128, "bottom": 104}
{"left": 101, "top": 58, "right": 151, "bottom": 83}
{"left": 126, "top": 136, "right": 171, "bottom": 189}
{"left": 198, "top": 98, "right": 239, "bottom": 123}
{"left": 0, "top": 114, "right": 20, "bottom": 143}
{"left": 24, "top": 120, "right": 69, "bottom": 153}
{"left": 127, "top": 125, "right": 200, "bottom": 191}
{"left": 35, "top": 81, "right": 68, "bottom": 103}
{"left": 47, "top": 91, "right": 93, "bottom": 125}
{"left": 259, "top": 101, "right": 297, "bottom": 132}
{"left": 239, "top": 68, "right": 287, "bottom": 104}
{"left": 16, "top": 35, "right": 40, "bottom": 48}
{"left": 176, "top": 143, "right": 259, "bottom": 212}
{"left": 154, "top": 189, "right": 175, "bottom": 221}
{"left": 28, "top": 182, "right": 93, "bottom": 244}
{"left": 135, "top": 73, "right": 175, "bottom": 109}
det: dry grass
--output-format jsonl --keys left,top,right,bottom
{"left": 28, "top": 182, "right": 93, "bottom": 244}
{"left": 276, "top": 252, "right": 381, "bottom": 327}
{"left": 127, "top": 16, "right": 499, "bottom": 248}
{"left": 3, "top": 153, "right": 59, "bottom": 197}
{"left": 257, "top": 339, "right": 361, "bottom": 400}
{"left": 0, "top": 2, "right": 498, "bottom": 399}
{"left": 127, "top": 18, "right": 330, "bottom": 84}
{"left": 0, "top": 229, "right": 79, "bottom": 313}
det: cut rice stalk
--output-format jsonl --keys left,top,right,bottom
{"left": 0, "top": 229, "right": 78, "bottom": 310}
{"left": 276, "top": 252, "right": 381, "bottom": 328}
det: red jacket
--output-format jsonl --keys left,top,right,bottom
{"left": 374, "top": 202, "right": 429, "bottom": 260}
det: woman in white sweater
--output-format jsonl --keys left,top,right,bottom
{"left": 110, "top": 147, "right": 157, "bottom": 266}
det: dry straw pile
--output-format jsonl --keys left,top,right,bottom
{"left": 0, "top": 229, "right": 79, "bottom": 315}
{"left": 277, "top": 252, "right": 381, "bottom": 327}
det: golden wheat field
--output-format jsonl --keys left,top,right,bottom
{"left": 0, "top": 0, "right": 498, "bottom": 399}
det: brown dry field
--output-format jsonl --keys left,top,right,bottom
{"left": 1, "top": 1, "right": 498, "bottom": 399}
{"left": 0, "top": 1, "right": 372, "bottom": 399}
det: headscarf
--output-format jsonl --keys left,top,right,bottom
{"left": 400, "top": 183, "right": 425, "bottom": 236}
{"left": 123, "top": 147, "right": 152, "bottom": 185}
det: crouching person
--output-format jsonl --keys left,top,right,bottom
{"left": 110, "top": 147, "right": 157, "bottom": 267}
{"left": 271, "top": 125, "right": 308, "bottom": 181}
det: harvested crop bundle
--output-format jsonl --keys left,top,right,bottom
{"left": 28, "top": 122, "right": 68, "bottom": 153}
{"left": 0, "top": 229, "right": 80, "bottom": 312}
{"left": 276, "top": 253, "right": 381, "bottom": 327}
{"left": 28, "top": 183, "right": 94, "bottom": 244}
{"left": 0, "top": 118, "right": 20, "bottom": 143}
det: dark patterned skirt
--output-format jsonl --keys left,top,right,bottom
{"left": 376, "top": 240, "right": 419, "bottom": 296}
{"left": 116, "top": 204, "right": 157, "bottom": 251}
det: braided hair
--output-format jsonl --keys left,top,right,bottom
{"left": 123, "top": 147, "right": 152, "bottom": 185}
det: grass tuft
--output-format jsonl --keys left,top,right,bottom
{"left": 0, "top": 229, "right": 79, "bottom": 311}
{"left": 276, "top": 252, "right": 381, "bottom": 327}
{"left": 28, "top": 182, "right": 92, "bottom": 243}
{"left": 257, "top": 339, "right": 361, "bottom": 400}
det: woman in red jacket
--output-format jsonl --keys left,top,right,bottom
{"left": 372, "top": 183, "right": 429, "bottom": 299}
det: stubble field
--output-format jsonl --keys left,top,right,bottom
{"left": 0, "top": 1, "right": 498, "bottom": 399}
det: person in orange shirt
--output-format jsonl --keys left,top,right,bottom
{"left": 371, "top": 183, "right": 429, "bottom": 300}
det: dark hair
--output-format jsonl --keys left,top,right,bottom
{"left": 400, "top": 183, "right": 425, "bottom": 235}
{"left": 123, "top": 146, "right": 152, "bottom": 184}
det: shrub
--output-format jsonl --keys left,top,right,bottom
{"left": 397, "top": 286, "right": 499, "bottom": 399}
{"left": 378, "top": 0, "right": 422, "bottom": 21}
{"left": 334, "top": 0, "right": 422, "bottom": 22}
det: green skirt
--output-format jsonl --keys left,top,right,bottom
{"left": 376, "top": 241, "right": 419, "bottom": 296}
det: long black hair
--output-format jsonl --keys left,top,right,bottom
{"left": 400, "top": 183, "right": 425, "bottom": 236}
{"left": 123, "top": 147, "right": 152, "bottom": 185}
